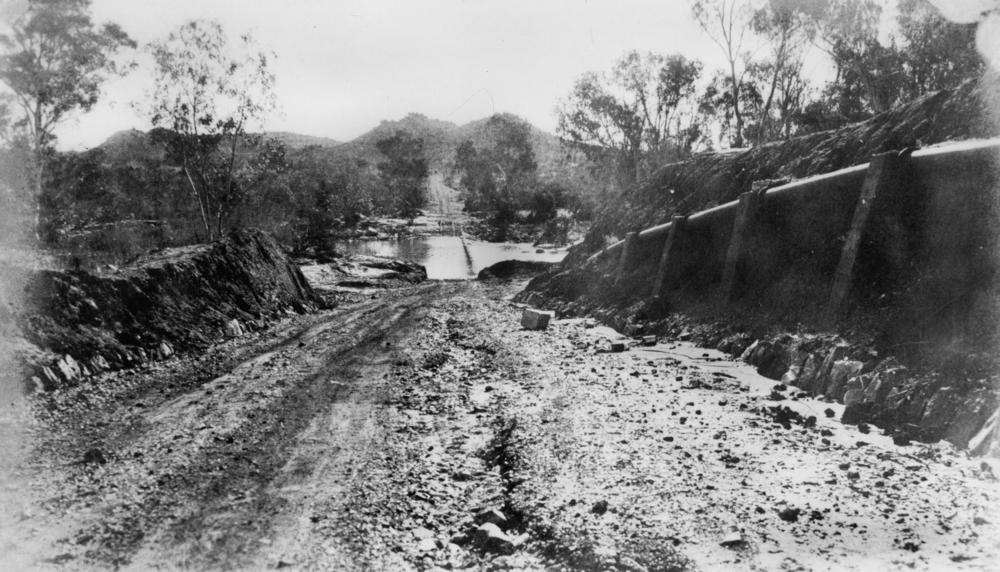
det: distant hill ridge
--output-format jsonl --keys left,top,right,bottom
{"left": 97, "top": 112, "right": 577, "bottom": 179}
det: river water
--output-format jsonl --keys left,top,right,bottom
{"left": 334, "top": 236, "right": 566, "bottom": 280}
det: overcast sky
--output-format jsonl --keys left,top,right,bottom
{"left": 6, "top": 0, "right": 854, "bottom": 150}
{"left": 40, "top": 0, "right": 806, "bottom": 150}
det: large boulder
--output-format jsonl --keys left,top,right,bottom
{"left": 478, "top": 260, "right": 555, "bottom": 281}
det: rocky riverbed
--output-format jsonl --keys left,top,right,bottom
{"left": 2, "top": 273, "right": 998, "bottom": 570}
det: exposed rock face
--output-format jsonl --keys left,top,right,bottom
{"left": 19, "top": 230, "right": 323, "bottom": 390}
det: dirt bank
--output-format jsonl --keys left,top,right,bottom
{"left": 5, "top": 280, "right": 998, "bottom": 570}
{"left": 16, "top": 230, "right": 323, "bottom": 391}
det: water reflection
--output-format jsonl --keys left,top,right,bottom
{"left": 334, "top": 236, "right": 566, "bottom": 280}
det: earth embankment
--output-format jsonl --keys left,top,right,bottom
{"left": 18, "top": 230, "right": 323, "bottom": 390}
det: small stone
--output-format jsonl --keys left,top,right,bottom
{"left": 474, "top": 508, "right": 507, "bottom": 527}
{"left": 474, "top": 523, "right": 515, "bottom": 554}
{"left": 777, "top": 507, "right": 801, "bottom": 522}
{"left": 720, "top": 527, "right": 745, "bottom": 548}
{"left": 416, "top": 538, "right": 438, "bottom": 552}
{"left": 82, "top": 448, "right": 107, "bottom": 465}
{"left": 510, "top": 532, "right": 530, "bottom": 549}
{"left": 591, "top": 500, "right": 609, "bottom": 515}
{"left": 824, "top": 408, "right": 835, "bottom": 418}
{"left": 412, "top": 527, "right": 434, "bottom": 540}
{"left": 225, "top": 318, "right": 245, "bottom": 338}
{"left": 157, "top": 341, "right": 174, "bottom": 359}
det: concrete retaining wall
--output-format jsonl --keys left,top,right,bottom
{"left": 520, "top": 139, "right": 1000, "bottom": 454}
{"left": 588, "top": 139, "right": 999, "bottom": 358}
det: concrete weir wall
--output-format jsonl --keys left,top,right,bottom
{"left": 522, "top": 139, "right": 1000, "bottom": 453}
{"left": 18, "top": 230, "right": 323, "bottom": 391}
{"left": 592, "top": 140, "right": 999, "bottom": 347}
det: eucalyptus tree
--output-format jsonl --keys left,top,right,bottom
{"left": 454, "top": 114, "right": 537, "bottom": 226}
{"left": 557, "top": 51, "right": 702, "bottom": 185}
{"left": 147, "top": 19, "right": 280, "bottom": 241}
{"left": 690, "top": 0, "right": 754, "bottom": 147}
{"left": 375, "top": 130, "right": 428, "bottom": 222}
{"left": 0, "top": 0, "right": 134, "bottom": 240}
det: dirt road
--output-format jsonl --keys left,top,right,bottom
{"left": 4, "top": 281, "right": 999, "bottom": 571}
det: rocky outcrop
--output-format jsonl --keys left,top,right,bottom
{"left": 299, "top": 255, "right": 427, "bottom": 296}
{"left": 19, "top": 230, "right": 324, "bottom": 390}
{"left": 737, "top": 334, "right": 997, "bottom": 451}
{"left": 477, "top": 260, "right": 555, "bottom": 281}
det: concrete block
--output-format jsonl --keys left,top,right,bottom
{"left": 521, "top": 308, "right": 554, "bottom": 330}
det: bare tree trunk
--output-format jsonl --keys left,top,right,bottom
{"left": 31, "top": 107, "right": 45, "bottom": 245}
{"left": 758, "top": 34, "right": 789, "bottom": 145}
{"left": 729, "top": 60, "right": 744, "bottom": 148}
{"left": 182, "top": 159, "right": 213, "bottom": 242}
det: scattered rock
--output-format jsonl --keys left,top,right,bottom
{"left": 827, "top": 360, "right": 864, "bottom": 399}
{"left": 591, "top": 500, "right": 610, "bottom": 515}
{"left": 416, "top": 538, "right": 439, "bottom": 552}
{"left": 720, "top": 526, "right": 745, "bottom": 548}
{"left": 777, "top": 507, "right": 801, "bottom": 523}
{"left": 82, "top": 448, "right": 107, "bottom": 465}
{"left": 225, "top": 319, "right": 245, "bottom": 338}
{"left": 473, "top": 523, "right": 515, "bottom": 554}
{"left": 474, "top": 508, "right": 507, "bottom": 527}
{"left": 412, "top": 526, "right": 435, "bottom": 540}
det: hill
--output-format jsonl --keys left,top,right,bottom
{"left": 328, "top": 112, "right": 584, "bottom": 185}
{"left": 96, "top": 129, "right": 339, "bottom": 157}
{"left": 96, "top": 114, "right": 569, "bottom": 176}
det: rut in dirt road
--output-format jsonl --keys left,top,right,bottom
{"left": 17, "top": 284, "right": 460, "bottom": 569}
{"left": 12, "top": 281, "right": 1000, "bottom": 571}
